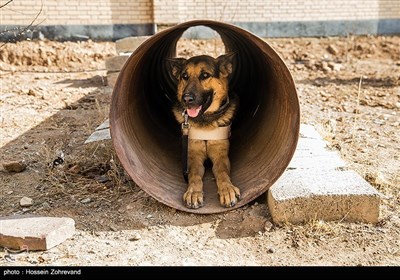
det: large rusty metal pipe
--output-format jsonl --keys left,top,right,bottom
{"left": 110, "top": 20, "right": 300, "bottom": 214}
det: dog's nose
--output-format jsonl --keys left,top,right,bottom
{"left": 182, "top": 93, "right": 195, "bottom": 104}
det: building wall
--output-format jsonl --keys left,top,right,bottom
{"left": 0, "top": 0, "right": 155, "bottom": 40}
{"left": 1, "top": 0, "right": 399, "bottom": 40}
{"left": 1, "top": 0, "right": 153, "bottom": 25}
{"left": 153, "top": 0, "right": 400, "bottom": 24}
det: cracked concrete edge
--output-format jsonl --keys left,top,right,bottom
{"left": 267, "top": 190, "right": 380, "bottom": 224}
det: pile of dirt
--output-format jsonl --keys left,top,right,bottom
{"left": 0, "top": 40, "right": 117, "bottom": 72}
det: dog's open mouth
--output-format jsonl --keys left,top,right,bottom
{"left": 187, "top": 106, "right": 202, "bottom": 118}
{"left": 186, "top": 94, "right": 213, "bottom": 118}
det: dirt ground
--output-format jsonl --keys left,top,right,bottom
{"left": 0, "top": 34, "right": 399, "bottom": 266}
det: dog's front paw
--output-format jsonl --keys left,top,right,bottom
{"left": 183, "top": 187, "right": 204, "bottom": 209}
{"left": 218, "top": 183, "right": 241, "bottom": 208}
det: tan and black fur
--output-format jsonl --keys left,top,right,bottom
{"left": 167, "top": 54, "right": 240, "bottom": 209}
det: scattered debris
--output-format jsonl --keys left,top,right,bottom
{"left": 264, "top": 221, "right": 274, "bottom": 232}
{"left": 19, "top": 197, "right": 33, "bottom": 207}
{"left": 109, "top": 225, "right": 118, "bottom": 232}
{"left": 51, "top": 152, "right": 65, "bottom": 168}
{"left": 3, "top": 161, "right": 27, "bottom": 173}
{"left": 129, "top": 232, "right": 141, "bottom": 241}
{"left": 327, "top": 45, "right": 339, "bottom": 55}
{"left": 4, "top": 254, "right": 16, "bottom": 262}
{"left": 267, "top": 247, "right": 276, "bottom": 254}
{"left": 80, "top": 198, "right": 91, "bottom": 204}
{"left": 68, "top": 164, "right": 81, "bottom": 174}
{"left": 374, "top": 172, "right": 390, "bottom": 187}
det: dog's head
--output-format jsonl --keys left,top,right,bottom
{"left": 167, "top": 53, "right": 235, "bottom": 119}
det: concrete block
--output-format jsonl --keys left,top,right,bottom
{"left": 115, "top": 36, "right": 150, "bottom": 53}
{"left": 0, "top": 215, "right": 75, "bottom": 251}
{"left": 268, "top": 169, "right": 380, "bottom": 224}
{"left": 96, "top": 119, "right": 109, "bottom": 130}
{"left": 287, "top": 149, "right": 347, "bottom": 170}
{"left": 85, "top": 128, "right": 111, "bottom": 143}
{"left": 299, "top": 124, "right": 325, "bottom": 140}
{"left": 105, "top": 55, "right": 130, "bottom": 72}
{"left": 267, "top": 124, "right": 381, "bottom": 224}
{"left": 84, "top": 119, "right": 111, "bottom": 144}
{"left": 287, "top": 126, "right": 346, "bottom": 170}
{"left": 106, "top": 72, "right": 120, "bottom": 88}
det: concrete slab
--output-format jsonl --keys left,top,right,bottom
{"left": 96, "top": 119, "right": 110, "bottom": 130}
{"left": 267, "top": 124, "right": 381, "bottom": 224}
{"left": 299, "top": 124, "right": 325, "bottom": 140}
{"left": 105, "top": 55, "right": 130, "bottom": 72}
{"left": 288, "top": 150, "right": 347, "bottom": 170}
{"left": 115, "top": 36, "right": 150, "bottom": 53}
{"left": 106, "top": 72, "right": 120, "bottom": 88}
{"left": 84, "top": 119, "right": 111, "bottom": 144}
{"left": 0, "top": 215, "right": 75, "bottom": 251}
{"left": 268, "top": 169, "right": 380, "bottom": 224}
{"left": 84, "top": 129, "right": 111, "bottom": 144}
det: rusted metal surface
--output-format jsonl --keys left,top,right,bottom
{"left": 109, "top": 20, "right": 300, "bottom": 214}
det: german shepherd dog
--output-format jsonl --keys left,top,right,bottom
{"left": 167, "top": 53, "right": 241, "bottom": 209}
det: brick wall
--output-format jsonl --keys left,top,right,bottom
{"left": 153, "top": 0, "right": 400, "bottom": 24}
{"left": 1, "top": 0, "right": 398, "bottom": 39}
{"left": 2, "top": 0, "right": 398, "bottom": 26}
{"left": 0, "top": 0, "right": 153, "bottom": 26}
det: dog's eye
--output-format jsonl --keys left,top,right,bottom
{"left": 181, "top": 73, "right": 189, "bottom": 80}
{"left": 200, "top": 72, "right": 211, "bottom": 80}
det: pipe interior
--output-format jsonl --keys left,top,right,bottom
{"left": 110, "top": 20, "right": 300, "bottom": 213}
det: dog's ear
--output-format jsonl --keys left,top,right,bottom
{"left": 217, "top": 52, "right": 236, "bottom": 78}
{"left": 166, "top": 57, "right": 186, "bottom": 80}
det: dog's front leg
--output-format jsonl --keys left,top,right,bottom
{"left": 208, "top": 140, "right": 241, "bottom": 207}
{"left": 183, "top": 140, "right": 207, "bottom": 209}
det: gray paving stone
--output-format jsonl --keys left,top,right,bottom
{"left": 267, "top": 124, "right": 381, "bottom": 224}
{"left": 0, "top": 215, "right": 75, "bottom": 251}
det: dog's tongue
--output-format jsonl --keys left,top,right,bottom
{"left": 187, "top": 106, "right": 202, "bottom": 118}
